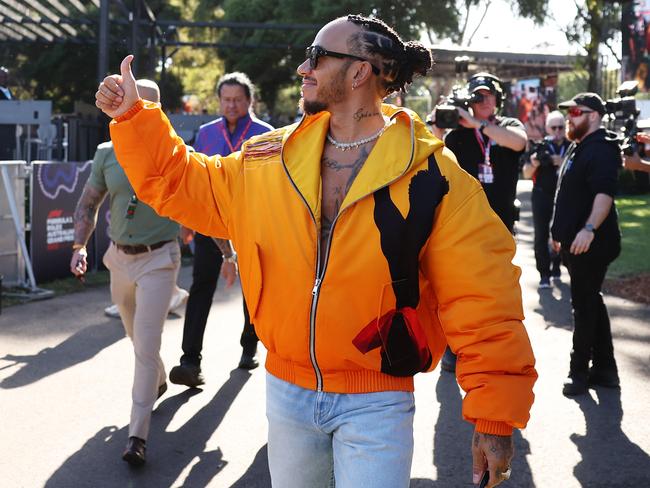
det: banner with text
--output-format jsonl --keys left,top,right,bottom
{"left": 30, "top": 161, "right": 110, "bottom": 283}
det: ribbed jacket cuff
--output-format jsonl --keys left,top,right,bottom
{"left": 114, "top": 99, "right": 145, "bottom": 122}
{"left": 475, "top": 419, "right": 513, "bottom": 436}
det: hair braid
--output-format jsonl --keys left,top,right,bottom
{"left": 347, "top": 14, "right": 432, "bottom": 96}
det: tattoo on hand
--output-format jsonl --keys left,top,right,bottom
{"left": 473, "top": 432, "right": 513, "bottom": 457}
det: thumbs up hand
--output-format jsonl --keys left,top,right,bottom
{"left": 95, "top": 55, "right": 140, "bottom": 119}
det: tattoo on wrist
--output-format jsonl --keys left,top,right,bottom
{"left": 473, "top": 432, "right": 513, "bottom": 457}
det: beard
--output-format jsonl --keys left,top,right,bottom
{"left": 567, "top": 118, "right": 589, "bottom": 141}
{"left": 299, "top": 62, "right": 350, "bottom": 115}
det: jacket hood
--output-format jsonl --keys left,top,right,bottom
{"left": 579, "top": 127, "right": 621, "bottom": 146}
{"left": 280, "top": 103, "right": 443, "bottom": 219}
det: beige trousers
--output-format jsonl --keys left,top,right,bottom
{"left": 103, "top": 240, "right": 180, "bottom": 440}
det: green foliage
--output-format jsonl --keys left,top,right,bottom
{"left": 558, "top": 70, "right": 589, "bottom": 103}
{"left": 608, "top": 194, "right": 650, "bottom": 277}
{"left": 211, "top": 0, "right": 550, "bottom": 117}
{"left": 562, "top": 0, "right": 621, "bottom": 92}
{"left": 0, "top": 1, "right": 184, "bottom": 113}
{"left": 159, "top": 71, "right": 185, "bottom": 112}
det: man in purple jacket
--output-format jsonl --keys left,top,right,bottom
{"left": 169, "top": 72, "right": 274, "bottom": 387}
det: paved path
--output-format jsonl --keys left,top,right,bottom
{"left": 1, "top": 180, "right": 649, "bottom": 487}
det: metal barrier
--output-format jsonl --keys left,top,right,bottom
{"left": 0, "top": 160, "right": 53, "bottom": 300}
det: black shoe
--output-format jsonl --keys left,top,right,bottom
{"left": 157, "top": 382, "right": 168, "bottom": 400}
{"left": 169, "top": 363, "right": 204, "bottom": 387}
{"left": 440, "top": 347, "right": 457, "bottom": 373}
{"left": 238, "top": 352, "right": 259, "bottom": 370}
{"left": 122, "top": 436, "right": 146, "bottom": 466}
{"left": 588, "top": 369, "right": 620, "bottom": 388}
{"left": 562, "top": 377, "right": 588, "bottom": 397}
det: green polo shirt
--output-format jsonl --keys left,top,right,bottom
{"left": 88, "top": 141, "right": 179, "bottom": 245}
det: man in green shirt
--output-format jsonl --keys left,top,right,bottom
{"left": 70, "top": 79, "right": 179, "bottom": 467}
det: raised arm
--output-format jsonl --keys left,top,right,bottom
{"left": 95, "top": 55, "right": 238, "bottom": 238}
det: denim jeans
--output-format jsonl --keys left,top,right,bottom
{"left": 266, "top": 373, "right": 415, "bottom": 488}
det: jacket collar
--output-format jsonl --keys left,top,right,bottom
{"left": 281, "top": 103, "right": 442, "bottom": 219}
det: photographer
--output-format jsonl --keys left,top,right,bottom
{"left": 522, "top": 111, "right": 569, "bottom": 288}
{"left": 430, "top": 73, "right": 527, "bottom": 372}
{"left": 430, "top": 73, "right": 528, "bottom": 233}
{"left": 552, "top": 93, "right": 621, "bottom": 397}
{"left": 622, "top": 132, "right": 650, "bottom": 172}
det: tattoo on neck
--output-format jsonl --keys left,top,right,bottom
{"left": 353, "top": 108, "right": 380, "bottom": 122}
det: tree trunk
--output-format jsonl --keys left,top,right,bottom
{"left": 586, "top": 0, "right": 603, "bottom": 93}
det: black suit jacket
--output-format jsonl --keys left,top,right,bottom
{"left": 0, "top": 86, "right": 17, "bottom": 158}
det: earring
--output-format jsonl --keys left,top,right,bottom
{"left": 352, "top": 82, "right": 358, "bottom": 90}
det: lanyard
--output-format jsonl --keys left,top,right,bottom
{"left": 474, "top": 128, "right": 491, "bottom": 166}
{"left": 549, "top": 141, "right": 566, "bottom": 158}
{"left": 221, "top": 118, "right": 253, "bottom": 153}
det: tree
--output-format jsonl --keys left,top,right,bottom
{"left": 450, "top": 0, "right": 548, "bottom": 47}
{"left": 209, "top": 0, "right": 550, "bottom": 114}
{"left": 561, "top": 0, "right": 621, "bottom": 93}
{"left": 0, "top": 1, "right": 183, "bottom": 113}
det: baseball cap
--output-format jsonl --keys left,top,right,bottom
{"left": 468, "top": 73, "right": 501, "bottom": 95}
{"left": 558, "top": 92, "right": 606, "bottom": 115}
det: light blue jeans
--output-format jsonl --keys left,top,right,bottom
{"left": 266, "top": 373, "right": 415, "bottom": 488}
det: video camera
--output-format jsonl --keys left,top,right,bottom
{"left": 529, "top": 139, "right": 555, "bottom": 167}
{"left": 429, "top": 73, "right": 504, "bottom": 129}
{"left": 605, "top": 80, "right": 641, "bottom": 156}
{"left": 428, "top": 86, "right": 475, "bottom": 129}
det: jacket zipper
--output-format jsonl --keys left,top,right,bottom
{"left": 279, "top": 111, "right": 416, "bottom": 392}
{"left": 280, "top": 117, "right": 325, "bottom": 390}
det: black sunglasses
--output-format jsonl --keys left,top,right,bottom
{"left": 305, "top": 45, "right": 380, "bottom": 75}
{"left": 549, "top": 125, "right": 564, "bottom": 131}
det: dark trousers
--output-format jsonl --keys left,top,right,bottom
{"left": 180, "top": 233, "right": 258, "bottom": 366}
{"left": 532, "top": 189, "right": 561, "bottom": 278}
{"left": 561, "top": 236, "right": 620, "bottom": 379}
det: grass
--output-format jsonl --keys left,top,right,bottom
{"left": 608, "top": 194, "right": 650, "bottom": 278}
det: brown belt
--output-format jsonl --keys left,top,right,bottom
{"left": 114, "top": 240, "right": 172, "bottom": 255}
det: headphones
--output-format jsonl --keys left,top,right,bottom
{"left": 467, "top": 72, "right": 505, "bottom": 109}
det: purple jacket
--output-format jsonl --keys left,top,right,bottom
{"left": 194, "top": 113, "right": 274, "bottom": 157}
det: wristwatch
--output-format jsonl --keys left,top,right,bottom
{"left": 223, "top": 253, "right": 237, "bottom": 264}
{"left": 584, "top": 223, "right": 595, "bottom": 233}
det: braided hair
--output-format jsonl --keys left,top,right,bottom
{"left": 346, "top": 14, "right": 432, "bottom": 96}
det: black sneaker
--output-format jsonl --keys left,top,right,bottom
{"left": 169, "top": 363, "right": 204, "bottom": 387}
{"left": 238, "top": 352, "right": 259, "bottom": 370}
{"left": 538, "top": 277, "right": 552, "bottom": 289}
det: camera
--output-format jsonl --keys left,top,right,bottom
{"left": 605, "top": 80, "right": 641, "bottom": 156}
{"left": 430, "top": 86, "right": 475, "bottom": 129}
{"left": 529, "top": 140, "right": 554, "bottom": 167}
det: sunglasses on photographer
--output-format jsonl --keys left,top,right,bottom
{"left": 305, "top": 45, "right": 380, "bottom": 75}
{"left": 567, "top": 107, "right": 595, "bottom": 117}
{"left": 549, "top": 125, "right": 565, "bottom": 131}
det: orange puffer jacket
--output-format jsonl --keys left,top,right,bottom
{"left": 111, "top": 100, "right": 537, "bottom": 435}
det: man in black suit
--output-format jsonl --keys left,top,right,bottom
{"left": 0, "top": 66, "right": 17, "bottom": 159}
